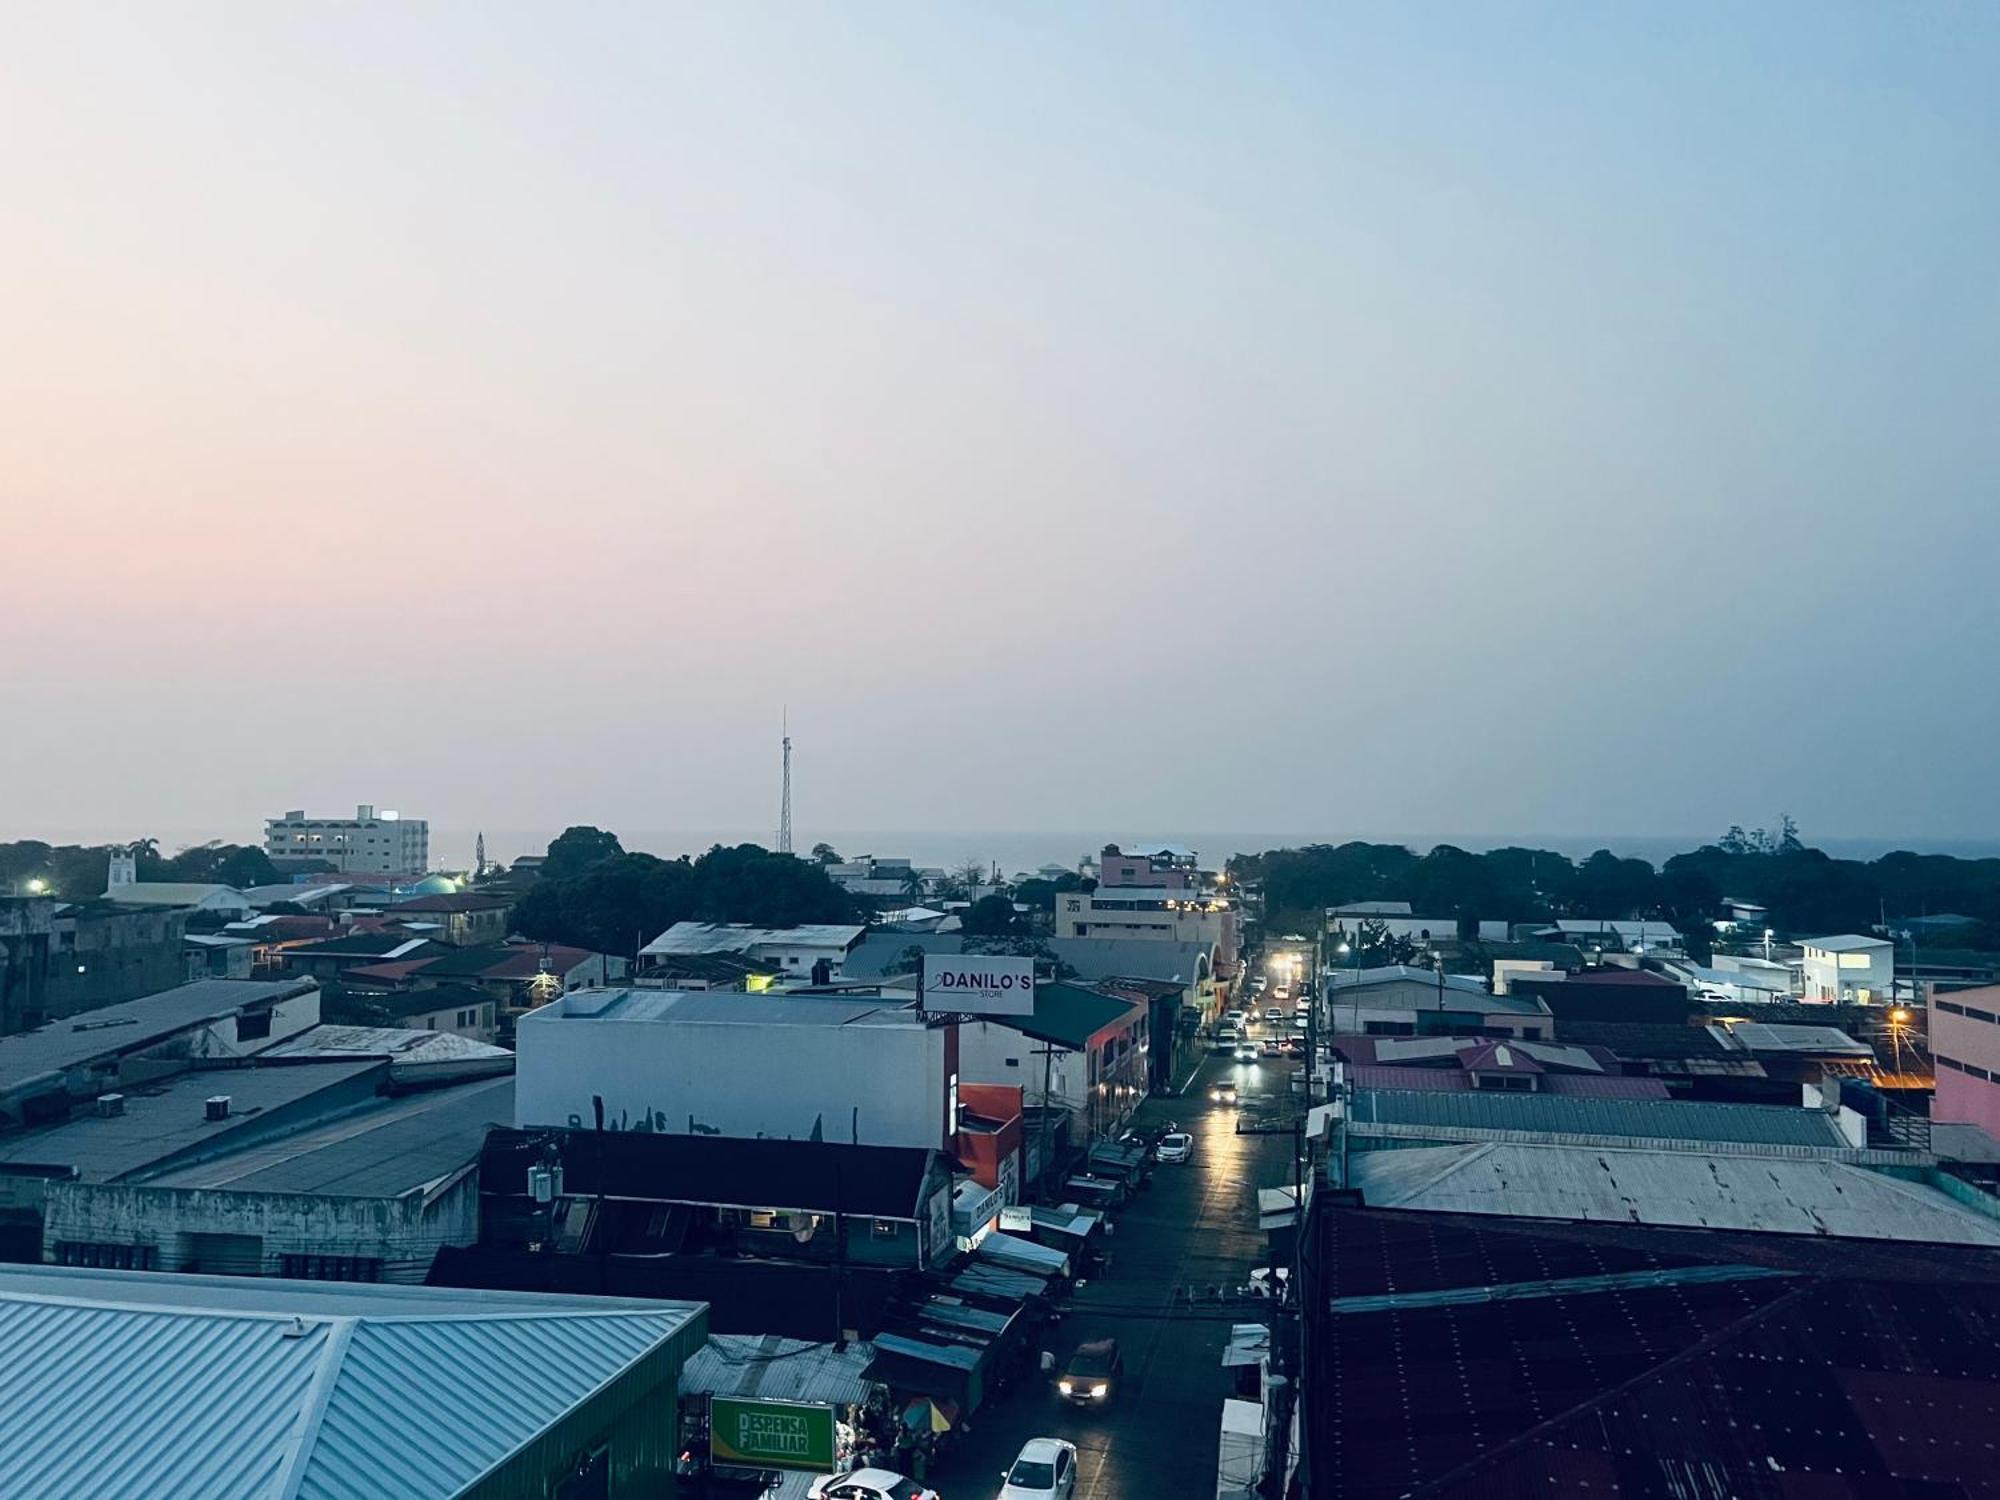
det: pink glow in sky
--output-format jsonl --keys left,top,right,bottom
{"left": 3, "top": 5, "right": 1997, "bottom": 845}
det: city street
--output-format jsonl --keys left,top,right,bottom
{"left": 928, "top": 1045, "right": 1300, "bottom": 1499}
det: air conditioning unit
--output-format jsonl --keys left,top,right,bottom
{"left": 205, "top": 1096, "right": 231, "bottom": 1122}
{"left": 94, "top": 1094, "right": 125, "bottom": 1118}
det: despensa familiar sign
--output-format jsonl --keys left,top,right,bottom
{"left": 921, "top": 954, "right": 1036, "bottom": 1015}
{"left": 709, "top": 1397, "right": 837, "bottom": 1473}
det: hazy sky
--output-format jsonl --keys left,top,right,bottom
{"left": 3, "top": 4, "right": 1996, "bottom": 848}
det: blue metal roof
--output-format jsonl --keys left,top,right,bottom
{"left": 0, "top": 1267, "right": 704, "bottom": 1499}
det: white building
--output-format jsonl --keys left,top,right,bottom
{"left": 102, "top": 854, "right": 251, "bottom": 917}
{"left": 1326, "top": 903, "right": 1508, "bottom": 946}
{"left": 1324, "top": 965, "right": 1554, "bottom": 1040}
{"left": 1799, "top": 934, "right": 1895, "bottom": 1005}
{"left": 639, "top": 921, "right": 865, "bottom": 979}
{"left": 264, "top": 805, "right": 429, "bottom": 875}
{"left": 514, "top": 988, "right": 954, "bottom": 1149}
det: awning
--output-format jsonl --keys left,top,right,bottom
{"left": 1257, "top": 1186, "right": 1300, "bottom": 1232}
{"left": 1221, "top": 1323, "right": 1270, "bottom": 1369}
{"left": 977, "top": 1231, "right": 1071, "bottom": 1279}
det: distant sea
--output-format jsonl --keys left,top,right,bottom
{"left": 24, "top": 825, "right": 2000, "bottom": 876}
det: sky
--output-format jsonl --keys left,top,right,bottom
{"left": 2, "top": 3, "right": 1996, "bottom": 851}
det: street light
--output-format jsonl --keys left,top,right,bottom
{"left": 24, "top": 878, "right": 47, "bottom": 895}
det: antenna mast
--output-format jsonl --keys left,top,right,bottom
{"left": 778, "top": 711, "right": 794, "bottom": 854}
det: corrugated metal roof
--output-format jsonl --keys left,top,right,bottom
{"left": 1046, "top": 937, "right": 1211, "bottom": 985}
{"left": 1349, "top": 1143, "right": 2000, "bottom": 1244}
{"left": 0, "top": 1062, "right": 384, "bottom": 1182}
{"left": 142, "top": 1076, "right": 514, "bottom": 1197}
{"left": 0, "top": 978, "right": 319, "bottom": 1092}
{"left": 680, "top": 1334, "right": 878, "bottom": 1405}
{"left": 1725, "top": 1022, "right": 1874, "bottom": 1056}
{"left": 1348, "top": 1086, "right": 1848, "bottom": 1148}
{"left": 640, "top": 922, "right": 864, "bottom": 958}
{"left": 0, "top": 1266, "right": 703, "bottom": 1500}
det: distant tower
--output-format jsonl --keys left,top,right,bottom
{"left": 777, "top": 712, "right": 794, "bottom": 854}
{"left": 475, "top": 832, "right": 487, "bottom": 879}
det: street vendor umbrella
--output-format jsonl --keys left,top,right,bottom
{"left": 900, "top": 1397, "right": 955, "bottom": 1434}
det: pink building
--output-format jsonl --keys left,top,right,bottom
{"left": 1932, "top": 985, "right": 2000, "bottom": 1142}
{"left": 1098, "top": 843, "right": 1197, "bottom": 890}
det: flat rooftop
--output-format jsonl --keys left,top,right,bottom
{"left": 0, "top": 978, "right": 318, "bottom": 1093}
{"left": 524, "top": 987, "right": 923, "bottom": 1028}
{"left": 0, "top": 1061, "right": 382, "bottom": 1183}
{"left": 144, "top": 1075, "right": 514, "bottom": 1198}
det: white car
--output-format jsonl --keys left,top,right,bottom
{"left": 998, "top": 1436, "right": 1079, "bottom": 1499}
{"left": 1156, "top": 1131, "right": 1193, "bottom": 1163}
{"left": 1233, "top": 1042, "right": 1258, "bottom": 1063}
{"left": 807, "top": 1469, "right": 938, "bottom": 1500}
{"left": 1263, "top": 1007, "right": 1283, "bottom": 1024}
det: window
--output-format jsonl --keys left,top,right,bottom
{"left": 235, "top": 1010, "right": 272, "bottom": 1043}
{"left": 280, "top": 1254, "right": 382, "bottom": 1282}
{"left": 58, "top": 1241, "right": 155, "bottom": 1270}
{"left": 871, "top": 1220, "right": 901, "bottom": 1240}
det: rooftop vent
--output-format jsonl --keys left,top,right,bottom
{"left": 205, "top": 1095, "right": 231, "bottom": 1122}
{"left": 94, "top": 1094, "right": 125, "bottom": 1118}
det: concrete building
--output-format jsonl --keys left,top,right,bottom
{"left": 1054, "top": 886, "right": 1239, "bottom": 975}
{"left": 639, "top": 921, "right": 866, "bottom": 980}
{"left": 515, "top": 988, "right": 956, "bottom": 1149}
{"left": 0, "top": 897, "right": 190, "bottom": 1033}
{"left": 1932, "top": 984, "right": 2000, "bottom": 1143}
{"left": 1325, "top": 965, "right": 1553, "bottom": 1040}
{"left": 1097, "top": 842, "right": 1199, "bottom": 890}
{"left": 957, "top": 981, "right": 1151, "bottom": 1145}
{"left": 0, "top": 1264, "right": 704, "bottom": 1500}
{"left": 39, "top": 1075, "right": 514, "bottom": 1282}
{"left": 264, "top": 804, "right": 430, "bottom": 875}
{"left": 825, "top": 856, "right": 931, "bottom": 900}
{"left": 1800, "top": 934, "right": 1895, "bottom": 1005}
{"left": 181, "top": 931, "right": 256, "bottom": 980}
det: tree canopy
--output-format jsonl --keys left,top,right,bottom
{"left": 511, "top": 840, "right": 861, "bottom": 954}
{"left": 0, "top": 838, "right": 285, "bottom": 898}
{"left": 1231, "top": 825, "right": 2000, "bottom": 949}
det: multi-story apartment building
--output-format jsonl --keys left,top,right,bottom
{"left": 264, "top": 805, "right": 428, "bottom": 875}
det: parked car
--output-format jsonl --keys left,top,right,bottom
{"left": 1210, "top": 1081, "right": 1239, "bottom": 1105}
{"left": 1282, "top": 1035, "right": 1306, "bottom": 1057}
{"left": 1057, "top": 1338, "right": 1124, "bottom": 1404}
{"left": 1271, "top": 986, "right": 1289, "bottom": 1002}
{"left": 1233, "top": 1042, "right": 1259, "bottom": 1063}
{"left": 807, "top": 1469, "right": 938, "bottom": 1500}
{"left": 1156, "top": 1131, "right": 1193, "bottom": 1163}
{"left": 1261, "top": 1037, "right": 1283, "bottom": 1057}
{"left": 999, "top": 1437, "right": 1079, "bottom": 1499}
{"left": 1263, "top": 1006, "right": 1283, "bottom": 1024}
{"left": 1249, "top": 976, "right": 1267, "bottom": 995}
{"left": 1224, "top": 1009, "right": 1248, "bottom": 1028}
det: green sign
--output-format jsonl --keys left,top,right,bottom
{"left": 709, "top": 1396, "right": 838, "bottom": 1473}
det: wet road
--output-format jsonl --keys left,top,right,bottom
{"left": 927, "top": 1047, "right": 1300, "bottom": 1500}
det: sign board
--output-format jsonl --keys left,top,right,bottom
{"left": 709, "top": 1397, "right": 837, "bottom": 1474}
{"left": 920, "top": 954, "right": 1036, "bottom": 1016}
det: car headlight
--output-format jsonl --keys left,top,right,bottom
{"left": 1059, "top": 1380, "right": 1074, "bottom": 1394}
{"left": 1091, "top": 1383, "right": 1109, "bottom": 1397}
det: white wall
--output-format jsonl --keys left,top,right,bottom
{"left": 1801, "top": 943, "right": 1894, "bottom": 1004}
{"left": 514, "top": 1009, "right": 951, "bottom": 1148}
{"left": 958, "top": 1019, "right": 1087, "bottom": 1113}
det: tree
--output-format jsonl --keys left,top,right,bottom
{"left": 961, "top": 893, "right": 1020, "bottom": 937}
{"left": 541, "top": 826, "right": 625, "bottom": 883}
{"left": 511, "top": 841, "right": 859, "bottom": 954}
{"left": 952, "top": 858, "right": 989, "bottom": 893}
{"left": 157, "top": 842, "right": 282, "bottom": 888}
{"left": 810, "top": 842, "right": 842, "bottom": 865}
{"left": 900, "top": 868, "right": 927, "bottom": 900}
